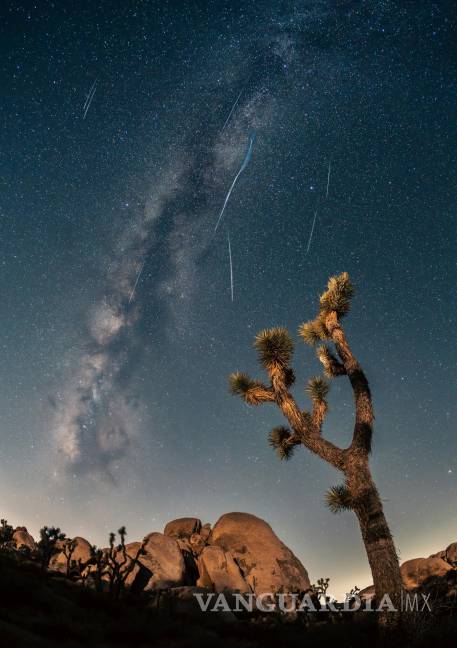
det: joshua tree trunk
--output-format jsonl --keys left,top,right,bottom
{"left": 325, "top": 307, "right": 404, "bottom": 608}
{"left": 229, "top": 273, "right": 404, "bottom": 613}
{"left": 347, "top": 458, "right": 403, "bottom": 609}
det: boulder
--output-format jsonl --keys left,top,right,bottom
{"left": 197, "top": 545, "right": 249, "bottom": 592}
{"left": 209, "top": 512, "right": 310, "bottom": 595}
{"left": 189, "top": 533, "right": 206, "bottom": 554}
{"left": 200, "top": 524, "right": 211, "bottom": 542}
{"left": 176, "top": 538, "right": 193, "bottom": 554}
{"left": 164, "top": 518, "right": 202, "bottom": 539}
{"left": 115, "top": 542, "right": 152, "bottom": 591}
{"left": 49, "top": 536, "right": 92, "bottom": 574}
{"left": 400, "top": 556, "right": 452, "bottom": 590}
{"left": 137, "top": 532, "right": 186, "bottom": 590}
{"left": 445, "top": 542, "right": 457, "bottom": 566}
{"left": 359, "top": 584, "right": 375, "bottom": 602}
{"left": 12, "top": 527, "right": 36, "bottom": 552}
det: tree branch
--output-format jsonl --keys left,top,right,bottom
{"left": 316, "top": 345, "right": 346, "bottom": 378}
{"left": 268, "top": 364, "right": 345, "bottom": 470}
{"left": 229, "top": 372, "right": 275, "bottom": 405}
{"left": 244, "top": 384, "right": 276, "bottom": 405}
{"left": 305, "top": 376, "right": 329, "bottom": 436}
{"left": 311, "top": 399, "right": 328, "bottom": 434}
{"left": 324, "top": 311, "right": 373, "bottom": 454}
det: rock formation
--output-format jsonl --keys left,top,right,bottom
{"left": 134, "top": 532, "right": 187, "bottom": 590}
{"left": 12, "top": 527, "right": 36, "bottom": 552}
{"left": 210, "top": 512, "right": 310, "bottom": 595}
{"left": 8, "top": 516, "right": 457, "bottom": 602}
{"left": 400, "top": 556, "right": 452, "bottom": 590}
{"left": 49, "top": 536, "right": 92, "bottom": 574}
{"left": 196, "top": 545, "right": 249, "bottom": 592}
{"left": 164, "top": 518, "right": 202, "bottom": 538}
{"left": 363, "top": 539, "right": 457, "bottom": 596}
{"left": 444, "top": 541, "right": 457, "bottom": 566}
{"left": 28, "top": 512, "right": 308, "bottom": 596}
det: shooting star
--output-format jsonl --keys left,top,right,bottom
{"left": 221, "top": 89, "right": 243, "bottom": 133}
{"left": 306, "top": 210, "right": 318, "bottom": 254}
{"left": 83, "top": 79, "right": 97, "bottom": 120}
{"left": 83, "top": 79, "right": 97, "bottom": 110}
{"left": 214, "top": 133, "right": 255, "bottom": 232}
{"left": 325, "top": 160, "right": 331, "bottom": 199}
{"left": 227, "top": 232, "right": 234, "bottom": 302}
{"left": 128, "top": 259, "right": 145, "bottom": 304}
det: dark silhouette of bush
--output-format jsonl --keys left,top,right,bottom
{"left": 61, "top": 537, "right": 79, "bottom": 577}
{"left": 88, "top": 526, "right": 147, "bottom": 599}
{"left": 0, "top": 518, "right": 13, "bottom": 545}
{"left": 37, "top": 526, "right": 66, "bottom": 570}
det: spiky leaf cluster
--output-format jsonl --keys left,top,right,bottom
{"left": 306, "top": 376, "right": 329, "bottom": 402}
{"left": 319, "top": 272, "right": 354, "bottom": 318}
{"left": 229, "top": 371, "right": 250, "bottom": 396}
{"left": 229, "top": 372, "right": 257, "bottom": 396}
{"left": 254, "top": 327, "right": 294, "bottom": 370}
{"left": 298, "top": 315, "right": 329, "bottom": 346}
{"left": 229, "top": 372, "right": 272, "bottom": 405}
{"left": 269, "top": 426, "right": 294, "bottom": 460}
{"left": 325, "top": 484, "right": 353, "bottom": 514}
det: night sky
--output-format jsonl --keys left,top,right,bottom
{"left": 1, "top": 1, "right": 456, "bottom": 598}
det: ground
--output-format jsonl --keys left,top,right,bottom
{"left": 2, "top": 552, "right": 457, "bottom": 647}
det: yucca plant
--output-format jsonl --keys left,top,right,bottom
{"left": 229, "top": 272, "right": 403, "bottom": 614}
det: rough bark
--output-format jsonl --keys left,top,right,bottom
{"left": 346, "top": 457, "right": 404, "bottom": 609}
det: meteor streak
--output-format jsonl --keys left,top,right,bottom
{"left": 326, "top": 159, "right": 331, "bottom": 199}
{"left": 214, "top": 133, "right": 255, "bottom": 232}
{"left": 228, "top": 232, "right": 234, "bottom": 302}
{"left": 306, "top": 210, "right": 318, "bottom": 254}
{"left": 128, "top": 259, "right": 145, "bottom": 304}
{"left": 221, "top": 89, "right": 243, "bottom": 132}
{"left": 83, "top": 79, "right": 97, "bottom": 120}
{"left": 83, "top": 79, "right": 97, "bottom": 109}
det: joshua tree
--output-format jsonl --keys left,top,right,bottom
{"left": 311, "top": 577, "right": 331, "bottom": 602}
{"left": 90, "top": 527, "right": 147, "bottom": 599}
{"left": 90, "top": 545, "right": 107, "bottom": 592}
{"left": 37, "top": 526, "right": 66, "bottom": 570}
{"left": 0, "top": 519, "right": 14, "bottom": 545}
{"left": 62, "top": 537, "right": 78, "bottom": 577}
{"left": 229, "top": 272, "right": 403, "bottom": 609}
{"left": 346, "top": 585, "right": 361, "bottom": 606}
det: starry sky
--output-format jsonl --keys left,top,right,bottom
{"left": 1, "top": 0, "right": 456, "bottom": 598}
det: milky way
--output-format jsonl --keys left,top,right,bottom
{"left": 53, "top": 77, "right": 275, "bottom": 479}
